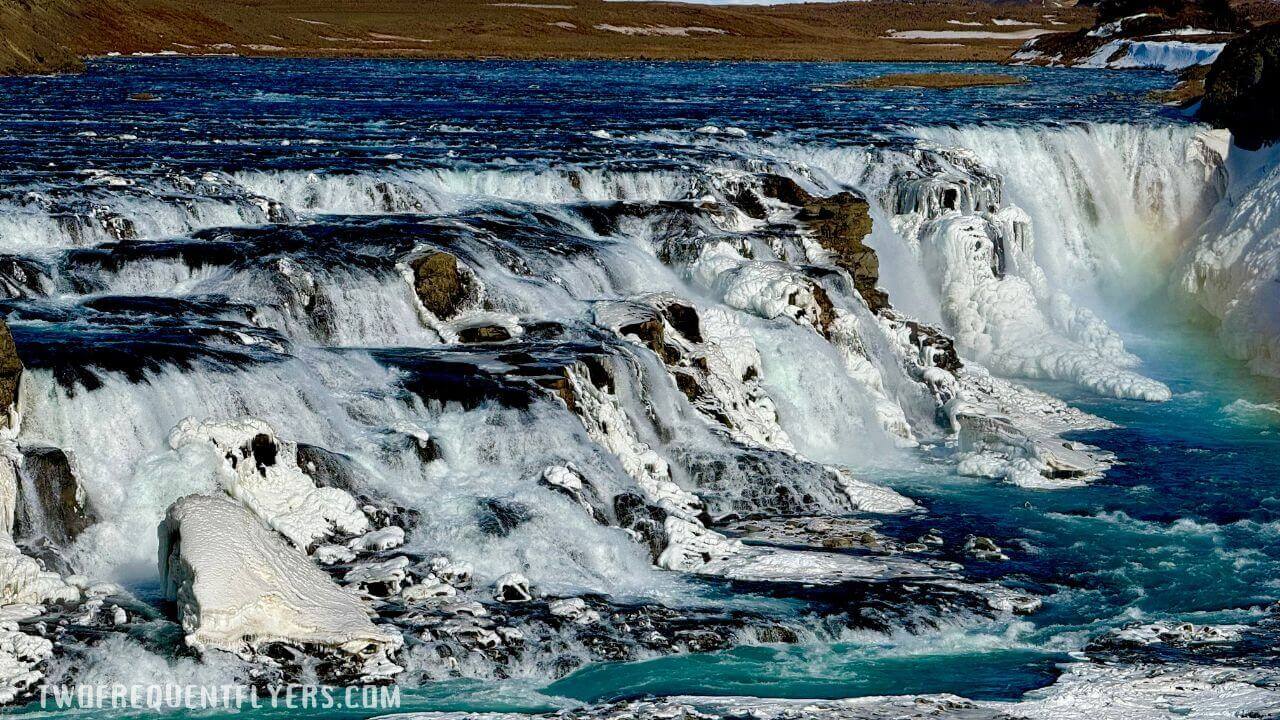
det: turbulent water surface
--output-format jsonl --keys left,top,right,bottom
{"left": 1, "top": 59, "right": 1279, "bottom": 719}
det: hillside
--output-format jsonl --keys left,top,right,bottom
{"left": 1, "top": 0, "right": 1094, "bottom": 73}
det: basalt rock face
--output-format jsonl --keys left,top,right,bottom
{"left": 0, "top": 319, "right": 21, "bottom": 427}
{"left": 758, "top": 176, "right": 888, "bottom": 313}
{"left": 410, "top": 251, "right": 474, "bottom": 320}
{"left": 14, "top": 446, "right": 96, "bottom": 546}
{"left": 1200, "top": 22, "right": 1280, "bottom": 150}
{"left": 796, "top": 193, "right": 888, "bottom": 314}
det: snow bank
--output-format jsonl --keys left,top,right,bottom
{"left": 159, "top": 494, "right": 402, "bottom": 678}
{"left": 887, "top": 29, "right": 1051, "bottom": 40}
{"left": 594, "top": 24, "right": 727, "bottom": 37}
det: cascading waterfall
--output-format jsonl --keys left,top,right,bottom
{"left": 1, "top": 59, "right": 1278, "bottom": 718}
{"left": 915, "top": 123, "right": 1228, "bottom": 308}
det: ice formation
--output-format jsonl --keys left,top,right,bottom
{"left": 1176, "top": 144, "right": 1280, "bottom": 377}
{"left": 1081, "top": 40, "right": 1225, "bottom": 70}
{"left": 562, "top": 361, "right": 742, "bottom": 572}
{"left": 159, "top": 494, "right": 402, "bottom": 678}
{"left": 167, "top": 418, "right": 369, "bottom": 550}
{"left": 0, "top": 614, "right": 51, "bottom": 706}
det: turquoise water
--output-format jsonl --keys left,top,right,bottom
{"left": 521, "top": 321, "right": 1280, "bottom": 708}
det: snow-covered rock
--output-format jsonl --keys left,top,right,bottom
{"left": 167, "top": 418, "right": 369, "bottom": 550}
{"left": 159, "top": 494, "right": 402, "bottom": 680}
{"left": 1177, "top": 143, "right": 1280, "bottom": 378}
{"left": 0, "top": 621, "right": 51, "bottom": 705}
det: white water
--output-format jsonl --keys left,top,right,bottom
{"left": 6, "top": 110, "right": 1280, "bottom": 702}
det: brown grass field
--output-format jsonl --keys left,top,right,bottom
{"left": 1, "top": 0, "right": 1097, "bottom": 74}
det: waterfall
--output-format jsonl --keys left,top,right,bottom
{"left": 913, "top": 123, "right": 1227, "bottom": 312}
{"left": 3, "top": 99, "right": 1277, "bottom": 697}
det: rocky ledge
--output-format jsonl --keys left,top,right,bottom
{"left": 1009, "top": 0, "right": 1244, "bottom": 70}
{"left": 1199, "top": 21, "right": 1280, "bottom": 150}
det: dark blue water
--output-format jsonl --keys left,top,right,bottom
{"left": 0, "top": 58, "right": 1183, "bottom": 178}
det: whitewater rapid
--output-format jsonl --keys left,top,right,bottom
{"left": 0, "top": 59, "right": 1277, "bottom": 717}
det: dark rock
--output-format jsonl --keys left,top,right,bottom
{"left": 794, "top": 192, "right": 890, "bottom": 313}
{"left": 410, "top": 251, "right": 473, "bottom": 320}
{"left": 494, "top": 572, "right": 535, "bottom": 603}
{"left": 0, "top": 256, "right": 51, "bottom": 299}
{"left": 672, "top": 369, "right": 702, "bottom": 401}
{"left": 810, "top": 284, "right": 838, "bottom": 336}
{"left": 673, "top": 628, "right": 729, "bottom": 653}
{"left": 298, "top": 442, "right": 420, "bottom": 530}
{"left": 659, "top": 301, "right": 702, "bottom": 343}
{"left": 297, "top": 442, "right": 367, "bottom": 495}
{"left": 613, "top": 492, "right": 668, "bottom": 561}
{"left": 414, "top": 435, "right": 444, "bottom": 463}
{"left": 250, "top": 433, "right": 278, "bottom": 474}
{"left": 726, "top": 186, "right": 769, "bottom": 220}
{"left": 0, "top": 317, "right": 21, "bottom": 426}
{"left": 373, "top": 428, "right": 443, "bottom": 465}
{"left": 477, "top": 498, "right": 532, "bottom": 537}
{"left": 536, "top": 370, "right": 577, "bottom": 412}
{"left": 578, "top": 356, "right": 614, "bottom": 394}
{"left": 1201, "top": 22, "right": 1280, "bottom": 150}
{"left": 619, "top": 316, "right": 665, "bottom": 356}
{"left": 538, "top": 466, "right": 608, "bottom": 524}
{"left": 457, "top": 324, "right": 512, "bottom": 343}
{"left": 15, "top": 446, "right": 95, "bottom": 546}
{"left": 374, "top": 348, "right": 555, "bottom": 411}
{"left": 755, "top": 625, "right": 800, "bottom": 644}
{"left": 903, "top": 318, "right": 963, "bottom": 373}
{"left": 759, "top": 174, "right": 816, "bottom": 207}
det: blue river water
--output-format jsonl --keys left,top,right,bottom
{"left": 3, "top": 59, "right": 1276, "bottom": 718}
{"left": 0, "top": 58, "right": 1183, "bottom": 176}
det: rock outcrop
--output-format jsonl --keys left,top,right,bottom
{"left": 1010, "top": 0, "right": 1243, "bottom": 69}
{"left": 410, "top": 251, "right": 474, "bottom": 321}
{"left": 1200, "top": 22, "right": 1280, "bottom": 150}
{"left": 14, "top": 446, "right": 96, "bottom": 546}
{"left": 0, "top": 320, "right": 21, "bottom": 429}
{"left": 754, "top": 175, "right": 887, "bottom": 313}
